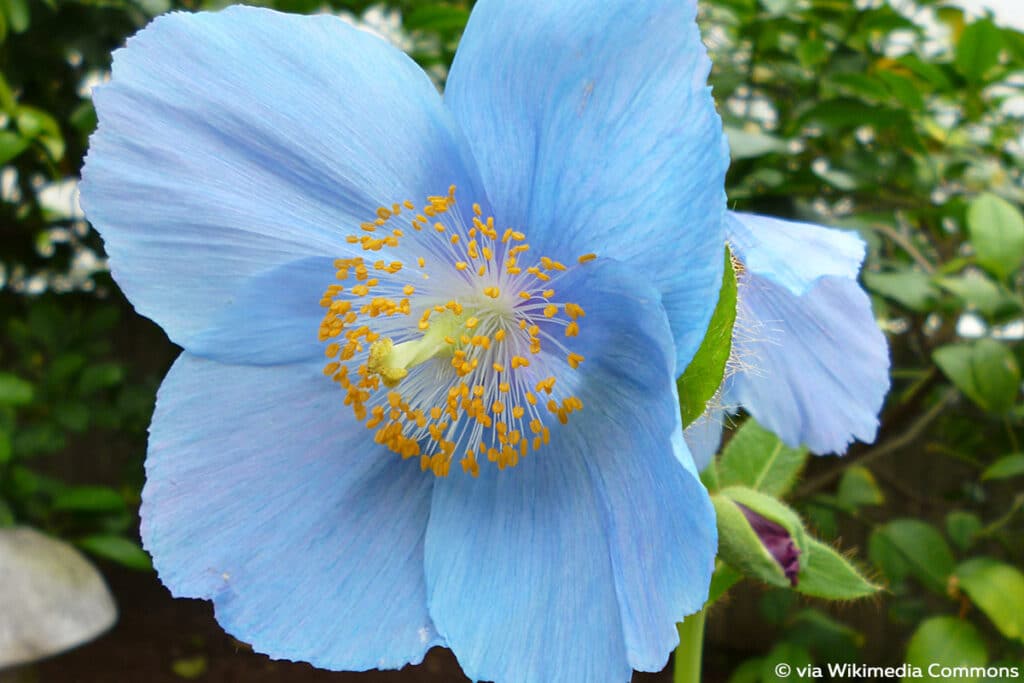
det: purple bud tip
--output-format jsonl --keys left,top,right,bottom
{"left": 737, "top": 503, "right": 801, "bottom": 586}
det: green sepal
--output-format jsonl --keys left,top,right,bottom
{"left": 678, "top": 247, "right": 738, "bottom": 428}
{"left": 796, "top": 538, "right": 881, "bottom": 600}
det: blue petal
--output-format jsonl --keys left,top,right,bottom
{"left": 683, "top": 408, "right": 726, "bottom": 473}
{"left": 446, "top": 0, "right": 728, "bottom": 371}
{"left": 423, "top": 261, "right": 716, "bottom": 682}
{"left": 142, "top": 354, "right": 440, "bottom": 670}
{"left": 728, "top": 272, "right": 890, "bottom": 455}
{"left": 187, "top": 257, "right": 332, "bottom": 365}
{"left": 726, "top": 212, "right": 866, "bottom": 295}
{"left": 82, "top": 6, "right": 484, "bottom": 359}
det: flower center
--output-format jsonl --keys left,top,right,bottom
{"left": 317, "top": 185, "right": 595, "bottom": 477}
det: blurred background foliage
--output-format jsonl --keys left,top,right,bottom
{"left": 0, "top": 0, "right": 1022, "bottom": 680}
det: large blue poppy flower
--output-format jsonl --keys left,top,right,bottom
{"left": 80, "top": 2, "right": 727, "bottom": 681}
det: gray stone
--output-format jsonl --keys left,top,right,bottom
{"left": 0, "top": 527, "right": 117, "bottom": 669}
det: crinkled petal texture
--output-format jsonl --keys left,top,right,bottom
{"left": 424, "top": 261, "right": 716, "bottom": 683}
{"left": 726, "top": 212, "right": 890, "bottom": 455}
{"left": 80, "top": 6, "right": 484, "bottom": 362}
{"left": 142, "top": 355, "right": 441, "bottom": 670}
{"left": 445, "top": 0, "right": 728, "bottom": 372}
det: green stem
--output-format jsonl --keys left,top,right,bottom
{"left": 674, "top": 608, "right": 707, "bottom": 683}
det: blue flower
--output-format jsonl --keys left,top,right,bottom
{"left": 80, "top": 2, "right": 728, "bottom": 681}
{"left": 684, "top": 212, "right": 891, "bottom": 471}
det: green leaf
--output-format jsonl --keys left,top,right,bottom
{"left": 934, "top": 339, "right": 1020, "bottom": 413}
{"left": 955, "top": 19, "right": 1003, "bottom": 84}
{"left": 16, "top": 106, "right": 64, "bottom": 161}
{"left": 728, "top": 659, "right": 765, "bottom": 683}
{"left": 1, "top": 0, "right": 29, "bottom": 33}
{"left": 955, "top": 558, "right": 1024, "bottom": 643}
{"left": 863, "top": 270, "right": 938, "bottom": 312}
{"left": 52, "top": 486, "right": 126, "bottom": 513}
{"left": 726, "top": 126, "right": 789, "bottom": 160}
{"left": 904, "top": 617, "right": 988, "bottom": 682}
{"left": 877, "top": 71, "right": 925, "bottom": 111}
{"left": 837, "top": 465, "right": 884, "bottom": 509}
{"left": 982, "top": 454, "right": 1024, "bottom": 480}
{"left": 762, "top": 642, "right": 814, "bottom": 683}
{"left": 0, "top": 73, "right": 16, "bottom": 114}
{"left": 869, "top": 519, "right": 955, "bottom": 594}
{"left": 77, "top": 535, "right": 152, "bottom": 571}
{"left": 936, "top": 272, "right": 1020, "bottom": 317}
{"left": 0, "top": 130, "right": 28, "bottom": 164}
{"left": 967, "top": 193, "right": 1024, "bottom": 280}
{"left": 172, "top": 656, "right": 208, "bottom": 679}
{"left": 796, "top": 38, "right": 828, "bottom": 68}
{"left": 787, "top": 609, "right": 864, "bottom": 663}
{"left": 796, "top": 537, "right": 880, "bottom": 600}
{"left": 945, "top": 511, "right": 982, "bottom": 551}
{"left": 403, "top": 5, "right": 470, "bottom": 33}
{"left": 0, "top": 373, "right": 34, "bottom": 406}
{"left": 77, "top": 363, "right": 124, "bottom": 395}
{"left": 718, "top": 420, "right": 808, "bottom": 496}
{"left": 679, "top": 249, "right": 737, "bottom": 427}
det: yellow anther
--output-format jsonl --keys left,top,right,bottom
{"left": 567, "top": 353, "right": 585, "bottom": 369}
{"left": 465, "top": 317, "right": 480, "bottom": 330}
{"left": 483, "top": 286, "right": 501, "bottom": 299}
{"left": 493, "top": 363, "right": 505, "bottom": 373}
{"left": 377, "top": 207, "right": 391, "bottom": 220}
{"left": 565, "top": 321, "right": 580, "bottom": 337}
{"left": 473, "top": 203, "right": 482, "bottom": 216}
{"left": 499, "top": 383, "right": 511, "bottom": 393}
{"left": 519, "top": 291, "right": 531, "bottom": 300}
{"left": 511, "top": 356, "right": 530, "bottom": 369}
{"left": 542, "top": 289, "right": 555, "bottom": 298}
{"left": 543, "top": 304, "right": 558, "bottom": 318}
{"left": 417, "top": 257, "right": 426, "bottom": 268}
{"left": 492, "top": 401, "right": 505, "bottom": 414}
{"left": 456, "top": 262, "right": 469, "bottom": 271}
{"left": 565, "top": 303, "right": 586, "bottom": 320}
{"left": 494, "top": 330, "right": 506, "bottom": 342}
{"left": 578, "top": 253, "right": 597, "bottom": 264}
{"left": 451, "top": 234, "right": 460, "bottom": 245}
{"left": 403, "top": 284, "right": 416, "bottom": 296}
